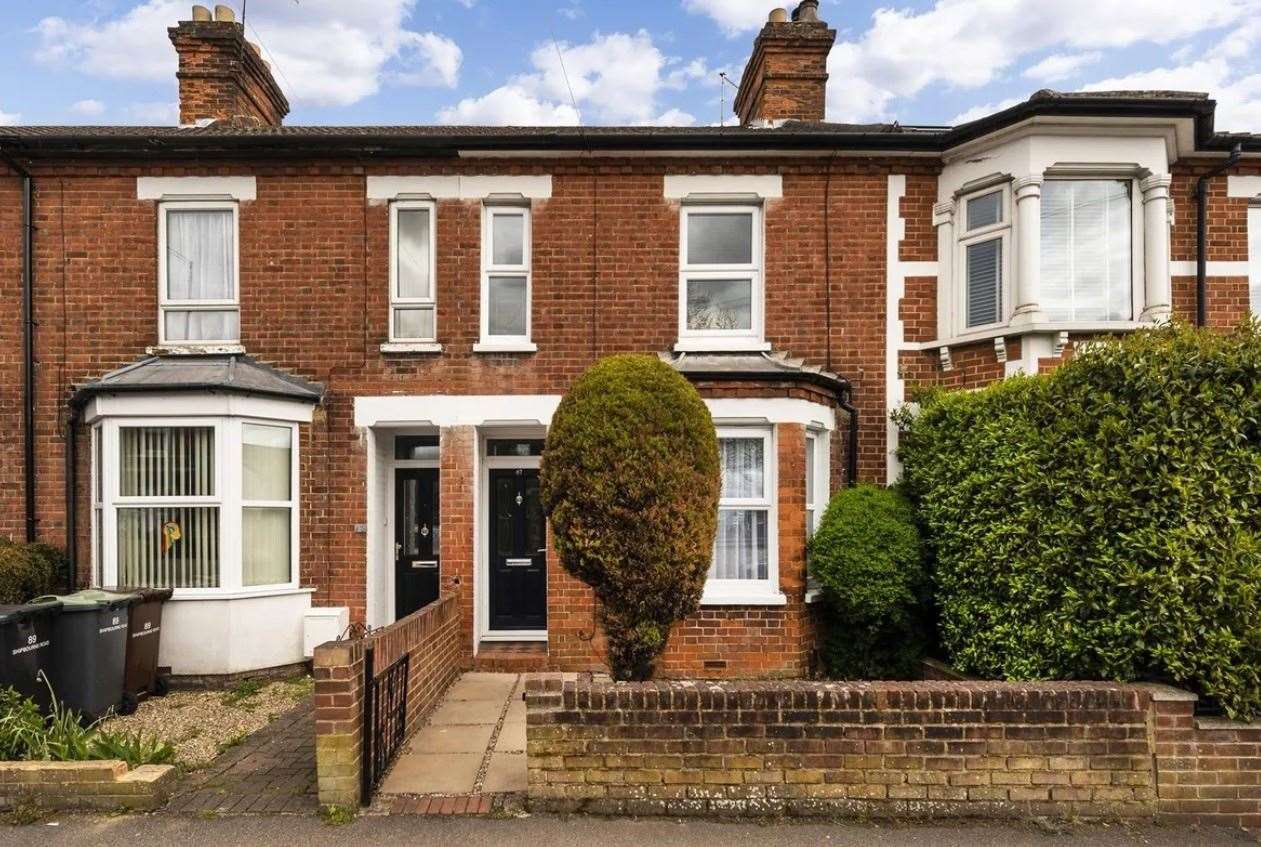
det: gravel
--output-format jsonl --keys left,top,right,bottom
{"left": 99, "top": 677, "right": 312, "bottom": 769}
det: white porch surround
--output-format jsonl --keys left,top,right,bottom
{"left": 355, "top": 394, "right": 837, "bottom": 631}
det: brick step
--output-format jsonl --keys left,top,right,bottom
{"left": 474, "top": 641, "right": 549, "bottom": 672}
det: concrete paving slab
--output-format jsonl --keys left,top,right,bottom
{"left": 482, "top": 752, "right": 527, "bottom": 793}
{"left": 410, "top": 723, "right": 496, "bottom": 755}
{"left": 446, "top": 676, "right": 518, "bottom": 701}
{"left": 379, "top": 751, "right": 482, "bottom": 795}
{"left": 428, "top": 698, "right": 505, "bottom": 725}
{"left": 493, "top": 719, "right": 526, "bottom": 753}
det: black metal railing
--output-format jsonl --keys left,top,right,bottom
{"left": 361, "top": 644, "right": 410, "bottom": 804}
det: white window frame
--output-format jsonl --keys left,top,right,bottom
{"left": 954, "top": 185, "right": 1012, "bottom": 336}
{"left": 702, "top": 425, "right": 783, "bottom": 606}
{"left": 477, "top": 203, "right": 535, "bottom": 352}
{"left": 90, "top": 424, "right": 102, "bottom": 587}
{"left": 388, "top": 200, "right": 438, "bottom": 343}
{"left": 678, "top": 204, "right": 766, "bottom": 352}
{"left": 240, "top": 421, "right": 300, "bottom": 590}
{"left": 93, "top": 416, "right": 300, "bottom": 597}
{"left": 157, "top": 200, "right": 241, "bottom": 346}
{"left": 804, "top": 428, "right": 829, "bottom": 602}
{"left": 1250, "top": 203, "right": 1261, "bottom": 317}
{"left": 1039, "top": 176, "right": 1141, "bottom": 323}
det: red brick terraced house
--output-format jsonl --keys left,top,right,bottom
{"left": 1, "top": 1, "right": 1258, "bottom": 679}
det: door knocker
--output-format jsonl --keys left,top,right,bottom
{"left": 420, "top": 523, "right": 430, "bottom": 538}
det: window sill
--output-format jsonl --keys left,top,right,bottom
{"left": 909, "top": 320, "right": 1153, "bottom": 351}
{"left": 380, "top": 341, "right": 444, "bottom": 354}
{"left": 147, "top": 343, "right": 246, "bottom": 356}
{"left": 168, "top": 586, "right": 315, "bottom": 602}
{"left": 700, "top": 589, "right": 788, "bottom": 607}
{"left": 473, "top": 341, "right": 538, "bottom": 354}
{"left": 804, "top": 587, "right": 823, "bottom": 604}
{"left": 674, "top": 339, "right": 772, "bottom": 354}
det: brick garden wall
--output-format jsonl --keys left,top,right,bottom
{"left": 525, "top": 678, "right": 1260, "bottom": 828}
{"left": 0, "top": 760, "right": 176, "bottom": 812}
{"left": 313, "top": 594, "right": 462, "bottom": 807}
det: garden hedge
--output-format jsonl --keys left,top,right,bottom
{"left": 0, "top": 540, "right": 59, "bottom": 605}
{"left": 810, "top": 485, "right": 928, "bottom": 679}
{"left": 897, "top": 323, "right": 1261, "bottom": 719}
{"left": 540, "top": 354, "right": 720, "bottom": 680}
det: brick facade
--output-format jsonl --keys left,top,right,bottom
{"left": 169, "top": 19, "right": 289, "bottom": 126}
{"left": 525, "top": 677, "right": 1260, "bottom": 828}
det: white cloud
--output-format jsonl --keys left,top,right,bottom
{"left": 126, "top": 101, "right": 178, "bottom": 124}
{"left": 557, "top": 1, "right": 584, "bottom": 21}
{"left": 0, "top": 108, "right": 20, "bottom": 126}
{"left": 438, "top": 30, "right": 703, "bottom": 126}
{"left": 1023, "top": 51, "right": 1102, "bottom": 83}
{"left": 824, "top": 0, "right": 1257, "bottom": 122}
{"left": 682, "top": 0, "right": 774, "bottom": 37}
{"left": 33, "top": 0, "right": 464, "bottom": 109}
{"left": 951, "top": 96, "right": 1024, "bottom": 125}
{"left": 70, "top": 99, "right": 106, "bottom": 117}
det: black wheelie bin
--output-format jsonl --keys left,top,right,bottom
{"left": 0, "top": 598, "right": 62, "bottom": 712}
{"left": 32, "top": 590, "right": 135, "bottom": 721}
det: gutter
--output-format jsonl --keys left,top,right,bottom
{"left": 0, "top": 147, "right": 37, "bottom": 543}
{"left": 1195, "top": 142, "right": 1243, "bottom": 326}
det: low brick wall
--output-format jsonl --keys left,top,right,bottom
{"left": 0, "top": 760, "right": 176, "bottom": 812}
{"left": 314, "top": 595, "right": 462, "bottom": 807}
{"left": 525, "top": 678, "right": 1259, "bottom": 828}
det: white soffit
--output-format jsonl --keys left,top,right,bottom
{"left": 366, "top": 175, "right": 553, "bottom": 201}
{"left": 1227, "top": 175, "right": 1261, "bottom": 198}
{"left": 663, "top": 174, "right": 784, "bottom": 200}
{"left": 136, "top": 176, "right": 257, "bottom": 201}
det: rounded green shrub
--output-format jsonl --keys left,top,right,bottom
{"left": 897, "top": 322, "right": 1261, "bottom": 719}
{"left": 0, "top": 541, "right": 57, "bottom": 605}
{"left": 540, "top": 354, "right": 720, "bottom": 680}
{"left": 810, "top": 484, "right": 928, "bottom": 679}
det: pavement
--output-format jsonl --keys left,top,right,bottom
{"left": 6, "top": 813, "right": 1257, "bottom": 847}
{"left": 378, "top": 671, "right": 526, "bottom": 798}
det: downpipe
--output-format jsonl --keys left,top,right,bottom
{"left": 0, "top": 148, "right": 37, "bottom": 543}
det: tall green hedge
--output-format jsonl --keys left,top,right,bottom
{"left": 897, "top": 323, "right": 1261, "bottom": 719}
{"left": 0, "top": 540, "right": 60, "bottom": 605}
{"left": 540, "top": 355, "right": 721, "bottom": 680}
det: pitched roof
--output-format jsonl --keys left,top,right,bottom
{"left": 660, "top": 351, "right": 848, "bottom": 395}
{"left": 71, "top": 354, "right": 324, "bottom": 407}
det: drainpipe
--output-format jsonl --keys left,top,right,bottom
{"left": 0, "top": 147, "right": 37, "bottom": 542}
{"left": 1195, "top": 143, "right": 1243, "bottom": 327}
{"left": 835, "top": 386, "right": 860, "bottom": 487}
{"left": 64, "top": 405, "right": 80, "bottom": 590}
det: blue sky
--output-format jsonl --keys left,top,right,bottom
{"left": 3, "top": 0, "right": 1260, "bottom": 130}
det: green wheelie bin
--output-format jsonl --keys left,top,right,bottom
{"left": 32, "top": 590, "right": 135, "bottom": 721}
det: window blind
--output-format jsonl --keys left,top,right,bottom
{"left": 966, "top": 238, "right": 1002, "bottom": 327}
{"left": 1041, "top": 180, "right": 1132, "bottom": 321}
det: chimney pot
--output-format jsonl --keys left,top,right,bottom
{"left": 191, "top": 5, "right": 212, "bottom": 21}
{"left": 213, "top": 4, "right": 235, "bottom": 22}
{"left": 169, "top": 7, "right": 289, "bottom": 126}
{"left": 792, "top": 0, "right": 821, "bottom": 22}
{"left": 733, "top": 1, "right": 835, "bottom": 125}
{"left": 768, "top": 8, "right": 789, "bottom": 23}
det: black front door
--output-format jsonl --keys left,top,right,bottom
{"left": 488, "top": 468, "right": 547, "bottom": 631}
{"left": 395, "top": 468, "right": 439, "bottom": 621}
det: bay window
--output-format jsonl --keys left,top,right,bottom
{"left": 679, "top": 206, "right": 764, "bottom": 349}
{"left": 390, "top": 201, "right": 437, "bottom": 343}
{"left": 1041, "top": 180, "right": 1133, "bottom": 321}
{"left": 479, "top": 204, "right": 533, "bottom": 350}
{"left": 94, "top": 417, "right": 299, "bottom": 594}
{"left": 804, "top": 429, "right": 828, "bottom": 600}
{"left": 959, "top": 189, "right": 1009, "bottom": 329}
{"left": 705, "top": 426, "right": 781, "bottom": 604}
{"left": 158, "top": 201, "right": 239, "bottom": 345}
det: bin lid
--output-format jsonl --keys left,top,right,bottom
{"left": 0, "top": 599, "right": 62, "bottom": 625}
{"left": 99, "top": 586, "right": 174, "bottom": 602}
{"left": 30, "top": 589, "right": 135, "bottom": 612}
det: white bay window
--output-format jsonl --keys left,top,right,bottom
{"left": 159, "top": 202, "right": 240, "bottom": 345}
{"left": 704, "top": 426, "right": 782, "bottom": 605}
{"left": 1041, "top": 180, "right": 1133, "bottom": 321}
{"left": 959, "top": 188, "right": 1009, "bottom": 330}
{"left": 679, "top": 206, "right": 765, "bottom": 351}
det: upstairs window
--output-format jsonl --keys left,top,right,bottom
{"left": 479, "top": 205, "right": 532, "bottom": 349}
{"left": 159, "top": 202, "right": 239, "bottom": 345}
{"left": 959, "top": 189, "right": 1008, "bottom": 329}
{"left": 679, "top": 206, "right": 763, "bottom": 348}
{"left": 390, "top": 201, "right": 437, "bottom": 342}
{"left": 1041, "top": 180, "right": 1133, "bottom": 322}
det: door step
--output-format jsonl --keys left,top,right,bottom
{"left": 474, "top": 641, "right": 548, "bottom": 672}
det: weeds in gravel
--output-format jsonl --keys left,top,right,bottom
{"left": 221, "top": 679, "right": 265, "bottom": 707}
{"left": 0, "top": 797, "right": 46, "bottom": 826}
{"left": 319, "top": 804, "right": 356, "bottom": 826}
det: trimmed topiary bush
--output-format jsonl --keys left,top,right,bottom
{"left": 0, "top": 541, "right": 58, "bottom": 605}
{"left": 540, "top": 354, "right": 720, "bottom": 680}
{"left": 810, "top": 484, "right": 928, "bottom": 679}
{"left": 897, "top": 322, "right": 1261, "bottom": 719}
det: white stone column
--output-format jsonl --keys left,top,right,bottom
{"left": 1140, "top": 174, "right": 1173, "bottom": 323}
{"left": 932, "top": 200, "right": 955, "bottom": 338}
{"left": 1011, "top": 175, "right": 1045, "bottom": 326}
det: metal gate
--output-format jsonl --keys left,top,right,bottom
{"left": 361, "top": 644, "right": 410, "bottom": 804}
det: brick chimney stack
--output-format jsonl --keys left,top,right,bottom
{"left": 733, "top": 1, "right": 837, "bottom": 126}
{"left": 168, "top": 4, "right": 289, "bottom": 127}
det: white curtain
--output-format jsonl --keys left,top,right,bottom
{"left": 242, "top": 424, "right": 293, "bottom": 587}
{"left": 1041, "top": 180, "right": 1132, "bottom": 321}
{"left": 711, "top": 437, "right": 769, "bottom": 580}
{"left": 243, "top": 507, "right": 291, "bottom": 586}
{"left": 166, "top": 209, "right": 236, "bottom": 341}
{"left": 243, "top": 425, "right": 291, "bottom": 501}
{"left": 396, "top": 208, "right": 432, "bottom": 299}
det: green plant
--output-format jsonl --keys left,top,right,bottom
{"left": 221, "top": 678, "right": 265, "bottom": 706}
{"left": 897, "top": 322, "right": 1261, "bottom": 719}
{"left": 540, "top": 354, "right": 721, "bottom": 680}
{"left": 0, "top": 688, "right": 45, "bottom": 761}
{"left": 37, "top": 695, "right": 96, "bottom": 762}
{"left": 810, "top": 485, "right": 928, "bottom": 679}
{"left": 318, "top": 804, "right": 356, "bottom": 826}
{"left": 0, "top": 543, "right": 57, "bottom": 605}
{"left": 90, "top": 730, "right": 175, "bottom": 768}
